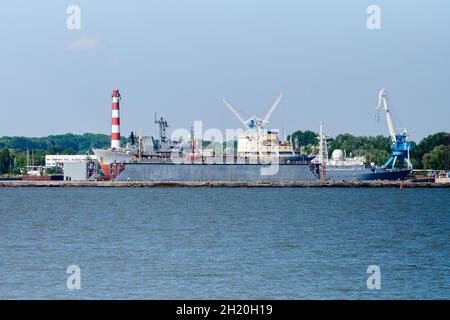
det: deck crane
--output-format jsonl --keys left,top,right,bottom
{"left": 222, "top": 92, "right": 283, "bottom": 130}
{"left": 376, "top": 88, "right": 413, "bottom": 170}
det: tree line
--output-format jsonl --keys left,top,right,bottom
{"left": 0, "top": 133, "right": 112, "bottom": 175}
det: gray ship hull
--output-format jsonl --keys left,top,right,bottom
{"left": 327, "top": 166, "right": 411, "bottom": 181}
{"left": 112, "top": 162, "right": 410, "bottom": 182}
{"left": 114, "top": 163, "right": 319, "bottom": 182}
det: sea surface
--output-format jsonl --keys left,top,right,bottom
{"left": 0, "top": 187, "right": 448, "bottom": 299}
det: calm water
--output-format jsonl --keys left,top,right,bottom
{"left": 0, "top": 187, "right": 448, "bottom": 299}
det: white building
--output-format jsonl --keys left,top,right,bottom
{"left": 45, "top": 155, "right": 97, "bottom": 167}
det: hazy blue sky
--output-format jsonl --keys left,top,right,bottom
{"left": 0, "top": 0, "right": 448, "bottom": 141}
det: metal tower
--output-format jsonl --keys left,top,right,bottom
{"left": 318, "top": 121, "right": 328, "bottom": 182}
{"left": 154, "top": 113, "right": 169, "bottom": 151}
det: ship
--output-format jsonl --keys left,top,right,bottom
{"left": 324, "top": 149, "right": 410, "bottom": 181}
{"left": 93, "top": 89, "right": 412, "bottom": 182}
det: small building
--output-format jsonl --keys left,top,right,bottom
{"left": 63, "top": 162, "right": 90, "bottom": 181}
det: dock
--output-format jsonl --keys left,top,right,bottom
{"left": 0, "top": 180, "right": 449, "bottom": 188}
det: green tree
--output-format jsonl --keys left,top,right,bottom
{"left": 413, "top": 132, "right": 450, "bottom": 168}
{"left": 364, "top": 149, "right": 390, "bottom": 166}
{"left": 0, "top": 148, "right": 12, "bottom": 174}
{"left": 327, "top": 134, "right": 392, "bottom": 165}
{"left": 422, "top": 145, "right": 446, "bottom": 169}
{"left": 45, "top": 167, "right": 57, "bottom": 175}
{"left": 0, "top": 133, "right": 112, "bottom": 154}
{"left": 288, "top": 130, "right": 318, "bottom": 147}
{"left": 329, "top": 134, "right": 391, "bottom": 155}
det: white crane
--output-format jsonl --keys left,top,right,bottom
{"left": 261, "top": 92, "right": 283, "bottom": 128}
{"left": 222, "top": 98, "right": 248, "bottom": 128}
{"left": 376, "top": 88, "right": 397, "bottom": 142}
{"left": 222, "top": 92, "right": 283, "bottom": 130}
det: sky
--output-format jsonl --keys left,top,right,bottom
{"left": 0, "top": 0, "right": 449, "bottom": 141}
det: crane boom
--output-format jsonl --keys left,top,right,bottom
{"left": 223, "top": 92, "right": 283, "bottom": 129}
{"left": 222, "top": 98, "right": 248, "bottom": 128}
{"left": 378, "top": 88, "right": 397, "bottom": 142}
{"left": 262, "top": 92, "right": 283, "bottom": 126}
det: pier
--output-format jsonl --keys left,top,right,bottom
{"left": 0, "top": 180, "right": 449, "bottom": 188}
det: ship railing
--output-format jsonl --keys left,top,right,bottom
{"left": 130, "top": 155, "right": 311, "bottom": 165}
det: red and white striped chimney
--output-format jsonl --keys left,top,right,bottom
{"left": 111, "top": 89, "right": 121, "bottom": 149}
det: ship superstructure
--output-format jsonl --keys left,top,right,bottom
{"left": 223, "top": 92, "right": 296, "bottom": 159}
{"left": 236, "top": 130, "right": 295, "bottom": 158}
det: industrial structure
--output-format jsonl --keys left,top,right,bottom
{"left": 317, "top": 121, "right": 328, "bottom": 182}
{"left": 111, "top": 89, "right": 121, "bottom": 150}
{"left": 377, "top": 88, "right": 413, "bottom": 170}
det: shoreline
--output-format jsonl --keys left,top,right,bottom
{"left": 0, "top": 180, "right": 449, "bottom": 188}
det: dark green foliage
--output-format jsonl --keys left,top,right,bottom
{"left": 326, "top": 134, "right": 391, "bottom": 165}
{"left": 45, "top": 167, "right": 57, "bottom": 175}
{"left": 0, "top": 148, "right": 13, "bottom": 174}
{"left": 364, "top": 149, "right": 391, "bottom": 166}
{"left": 0, "top": 133, "right": 111, "bottom": 154}
{"left": 287, "top": 130, "right": 318, "bottom": 147}
{"left": 328, "top": 134, "right": 391, "bottom": 156}
{"left": 422, "top": 145, "right": 447, "bottom": 170}
{"left": 412, "top": 132, "right": 449, "bottom": 169}
{"left": 0, "top": 133, "right": 114, "bottom": 175}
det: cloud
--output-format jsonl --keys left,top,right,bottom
{"left": 66, "top": 37, "right": 98, "bottom": 51}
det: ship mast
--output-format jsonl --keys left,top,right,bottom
{"left": 155, "top": 113, "right": 169, "bottom": 151}
{"left": 318, "top": 121, "right": 328, "bottom": 182}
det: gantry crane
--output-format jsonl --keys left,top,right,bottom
{"left": 376, "top": 88, "right": 413, "bottom": 170}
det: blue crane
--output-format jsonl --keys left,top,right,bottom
{"left": 377, "top": 88, "right": 413, "bottom": 170}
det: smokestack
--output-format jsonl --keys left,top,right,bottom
{"left": 111, "top": 89, "right": 121, "bottom": 149}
